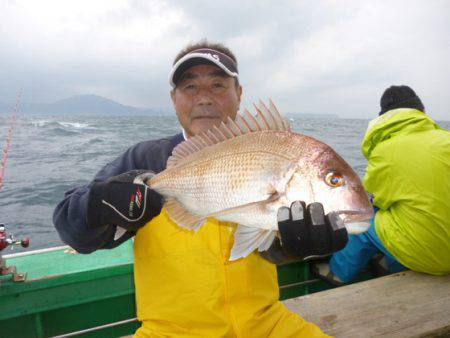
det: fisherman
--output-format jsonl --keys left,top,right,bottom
{"left": 54, "top": 40, "right": 349, "bottom": 337}
{"left": 314, "top": 85, "right": 450, "bottom": 285}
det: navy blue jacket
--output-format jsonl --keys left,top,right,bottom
{"left": 53, "top": 133, "right": 184, "bottom": 253}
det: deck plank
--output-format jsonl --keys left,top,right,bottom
{"left": 283, "top": 271, "right": 450, "bottom": 338}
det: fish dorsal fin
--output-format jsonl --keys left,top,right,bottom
{"left": 167, "top": 99, "right": 291, "bottom": 169}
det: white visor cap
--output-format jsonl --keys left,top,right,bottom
{"left": 169, "top": 48, "right": 239, "bottom": 88}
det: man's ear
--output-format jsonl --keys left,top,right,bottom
{"left": 170, "top": 89, "right": 176, "bottom": 105}
{"left": 236, "top": 85, "right": 243, "bottom": 105}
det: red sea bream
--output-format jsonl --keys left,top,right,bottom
{"left": 147, "top": 100, "right": 374, "bottom": 260}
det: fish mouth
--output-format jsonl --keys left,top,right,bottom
{"left": 334, "top": 209, "right": 374, "bottom": 234}
{"left": 335, "top": 209, "right": 374, "bottom": 221}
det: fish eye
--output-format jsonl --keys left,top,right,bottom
{"left": 325, "top": 171, "right": 345, "bottom": 187}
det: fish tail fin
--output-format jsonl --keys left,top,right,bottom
{"left": 164, "top": 198, "right": 206, "bottom": 231}
{"left": 229, "top": 225, "right": 276, "bottom": 261}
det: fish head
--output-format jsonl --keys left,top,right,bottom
{"left": 286, "top": 137, "right": 374, "bottom": 234}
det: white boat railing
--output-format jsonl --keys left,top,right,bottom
{"left": 3, "top": 245, "right": 70, "bottom": 259}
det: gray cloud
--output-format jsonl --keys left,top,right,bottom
{"left": 1, "top": 0, "right": 449, "bottom": 119}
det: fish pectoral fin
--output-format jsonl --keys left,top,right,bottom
{"left": 164, "top": 198, "right": 206, "bottom": 231}
{"left": 229, "top": 225, "right": 276, "bottom": 261}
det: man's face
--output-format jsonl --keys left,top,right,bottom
{"left": 171, "top": 64, "right": 242, "bottom": 137}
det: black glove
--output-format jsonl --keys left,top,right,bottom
{"left": 87, "top": 170, "right": 163, "bottom": 231}
{"left": 260, "top": 201, "right": 348, "bottom": 265}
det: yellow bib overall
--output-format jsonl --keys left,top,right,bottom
{"left": 134, "top": 209, "right": 328, "bottom": 337}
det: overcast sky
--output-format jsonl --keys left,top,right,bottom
{"left": 1, "top": 0, "right": 449, "bottom": 119}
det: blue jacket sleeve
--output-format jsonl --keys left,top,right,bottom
{"left": 52, "top": 134, "right": 183, "bottom": 254}
{"left": 53, "top": 148, "right": 138, "bottom": 253}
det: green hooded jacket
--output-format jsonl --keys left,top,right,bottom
{"left": 362, "top": 108, "right": 450, "bottom": 275}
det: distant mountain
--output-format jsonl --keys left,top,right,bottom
{"left": 0, "top": 94, "right": 170, "bottom": 116}
{"left": 0, "top": 95, "right": 341, "bottom": 118}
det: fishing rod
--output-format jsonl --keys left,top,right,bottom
{"left": 0, "top": 89, "right": 30, "bottom": 285}
{"left": 0, "top": 89, "right": 21, "bottom": 190}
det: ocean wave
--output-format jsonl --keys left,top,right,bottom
{"left": 84, "top": 137, "right": 105, "bottom": 145}
{"left": 59, "top": 122, "right": 90, "bottom": 129}
{"left": 43, "top": 127, "right": 80, "bottom": 137}
{"left": 31, "top": 120, "right": 92, "bottom": 129}
{"left": 31, "top": 120, "right": 52, "bottom": 127}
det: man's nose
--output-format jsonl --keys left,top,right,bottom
{"left": 196, "top": 87, "right": 213, "bottom": 105}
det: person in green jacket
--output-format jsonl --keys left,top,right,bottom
{"left": 315, "top": 85, "right": 450, "bottom": 284}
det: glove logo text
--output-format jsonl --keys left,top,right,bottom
{"left": 129, "top": 188, "right": 143, "bottom": 217}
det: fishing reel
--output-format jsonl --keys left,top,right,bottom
{"left": 0, "top": 223, "right": 29, "bottom": 283}
{"left": 0, "top": 223, "right": 29, "bottom": 251}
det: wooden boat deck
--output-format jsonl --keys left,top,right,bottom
{"left": 285, "top": 270, "right": 450, "bottom": 338}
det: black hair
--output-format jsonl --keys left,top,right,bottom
{"left": 173, "top": 39, "right": 238, "bottom": 65}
